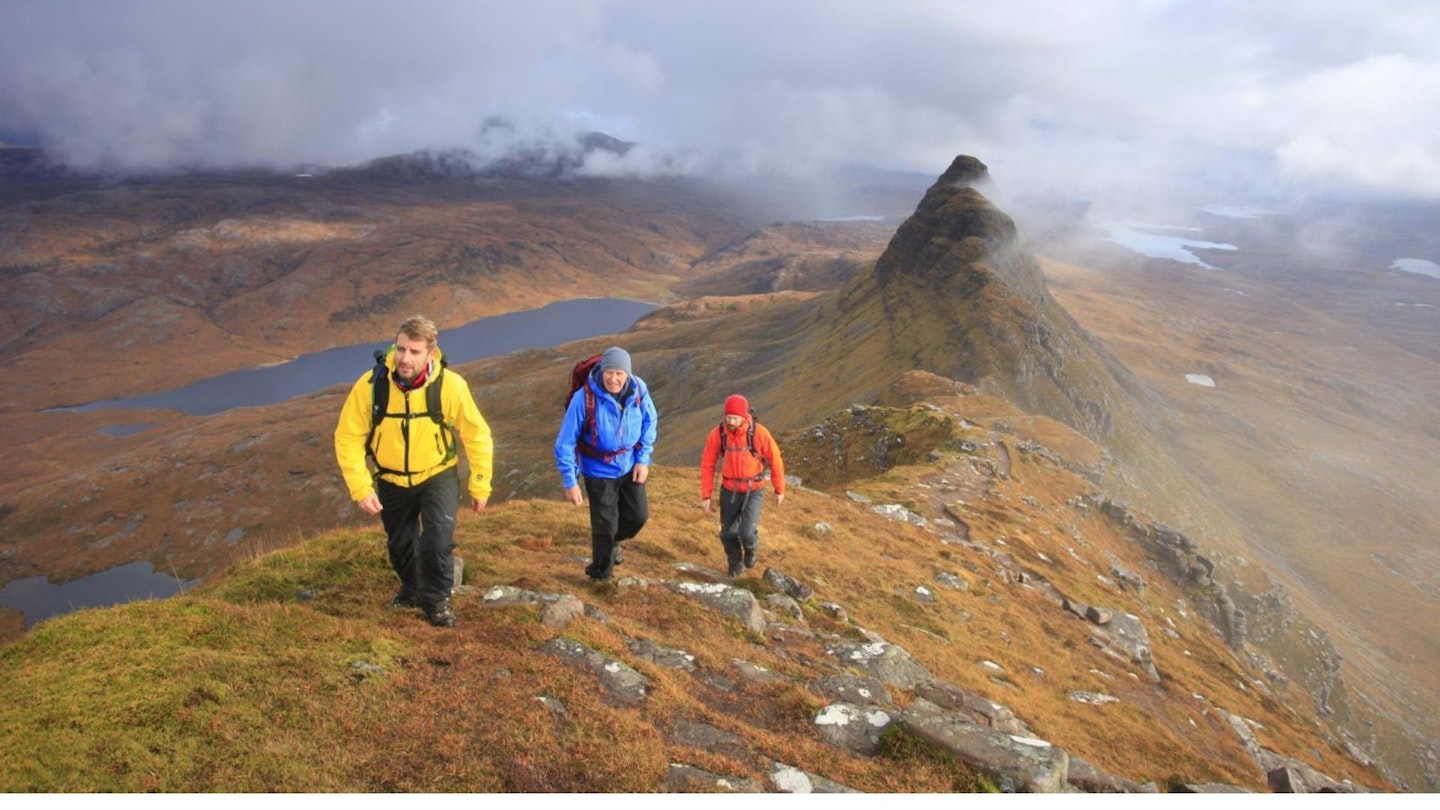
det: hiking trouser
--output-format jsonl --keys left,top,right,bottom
{"left": 718, "top": 487, "right": 765, "bottom": 569}
{"left": 582, "top": 469, "right": 648, "bottom": 579}
{"left": 377, "top": 465, "right": 459, "bottom": 608}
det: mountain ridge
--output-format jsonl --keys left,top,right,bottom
{"left": 0, "top": 152, "right": 1433, "bottom": 789}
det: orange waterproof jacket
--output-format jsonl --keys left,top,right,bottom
{"left": 699, "top": 418, "right": 785, "bottom": 499}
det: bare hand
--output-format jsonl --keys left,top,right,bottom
{"left": 775, "top": 492, "right": 785, "bottom": 507}
{"left": 565, "top": 485, "right": 584, "bottom": 506}
{"left": 701, "top": 497, "right": 712, "bottom": 513}
{"left": 632, "top": 464, "right": 649, "bottom": 484}
{"left": 358, "top": 492, "right": 382, "bottom": 516}
{"left": 470, "top": 497, "right": 488, "bottom": 513}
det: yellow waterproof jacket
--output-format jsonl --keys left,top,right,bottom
{"left": 333, "top": 347, "right": 494, "bottom": 503}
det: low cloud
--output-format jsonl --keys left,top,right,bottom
{"left": 3, "top": 0, "right": 1439, "bottom": 207}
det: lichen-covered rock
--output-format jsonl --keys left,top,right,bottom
{"left": 813, "top": 701, "right": 895, "bottom": 755}
{"left": 825, "top": 640, "right": 933, "bottom": 688}
{"left": 537, "top": 637, "right": 649, "bottom": 707}
{"left": 767, "top": 762, "right": 861, "bottom": 793}
{"left": 901, "top": 698, "right": 1070, "bottom": 793}
{"left": 627, "top": 638, "right": 698, "bottom": 672}
{"left": 670, "top": 581, "right": 767, "bottom": 634}
{"left": 811, "top": 674, "right": 897, "bottom": 709}
{"left": 914, "top": 679, "right": 1024, "bottom": 734}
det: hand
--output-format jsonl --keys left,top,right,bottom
{"left": 701, "top": 497, "right": 712, "bottom": 513}
{"left": 470, "top": 497, "right": 488, "bottom": 513}
{"left": 565, "top": 485, "right": 584, "bottom": 506}
{"left": 775, "top": 492, "right": 785, "bottom": 507}
{"left": 632, "top": 464, "right": 649, "bottom": 484}
{"left": 358, "top": 492, "right": 382, "bottom": 516}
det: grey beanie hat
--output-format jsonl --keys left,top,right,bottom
{"left": 599, "top": 346, "right": 632, "bottom": 375}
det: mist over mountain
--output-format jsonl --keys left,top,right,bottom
{"left": 0, "top": 140, "right": 1436, "bottom": 790}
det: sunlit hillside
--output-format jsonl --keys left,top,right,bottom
{"left": 0, "top": 405, "right": 1386, "bottom": 791}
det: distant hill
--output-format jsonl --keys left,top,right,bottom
{"left": 0, "top": 151, "right": 1434, "bottom": 790}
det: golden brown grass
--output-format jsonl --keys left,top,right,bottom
{"left": 0, "top": 397, "right": 1390, "bottom": 792}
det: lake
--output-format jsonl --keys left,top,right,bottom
{"left": 8, "top": 297, "right": 657, "bottom": 628}
{"left": 59, "top": 297, "right": 658, "bottom": 416}
{"left": 0, "top": 561, "right": 200, "bottom": 629}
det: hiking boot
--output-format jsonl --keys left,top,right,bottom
{"left": 386, "top": 590, "right": 420, "bottom": 610}
{"left": 613, "top": 545, "right": 624, "bottom": 565}
{"left": 425, "top": 600, "right": 456, "bottom": 628}
{"left": 728, "top": 562, "right": 743, "bottom": 578}
{"left": 743, "top": 547, "right": 757, "bottom": 569}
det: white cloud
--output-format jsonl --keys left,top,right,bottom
{"left": 2, "top": 0, "right": 1439, "bottom": 202}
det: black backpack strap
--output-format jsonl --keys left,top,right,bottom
{"left": 366, "top": 349, "right": 390, "bottom": 467}
{"left": 367, "top": 352, "right": 455, "bottom": 475}
{"left": 427, "top": 363, "right": 455, "bottom": 462}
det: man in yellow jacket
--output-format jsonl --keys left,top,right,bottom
{"left": 334, "top": 315, "right": 493, "bottom": 628}
{"left": 699, "top": 394, "right": 784, "bottom": 578}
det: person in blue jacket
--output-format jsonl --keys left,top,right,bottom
{"left": 554, "top": 346, "right": 658, "bottom": 581}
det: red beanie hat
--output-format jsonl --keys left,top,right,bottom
{"left": 724, "top": 394, "right": 749, "bottom": 418}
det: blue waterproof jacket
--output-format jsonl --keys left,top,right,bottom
{"left": 554, "top": 368, "right": 658, "bottom": 488}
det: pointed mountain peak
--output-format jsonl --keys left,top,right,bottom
{"left": 936, "top": 154, "right": 990, "bottom": 187}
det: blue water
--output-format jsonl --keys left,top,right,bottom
{"left": 1103, "top": 224, "right": 1238, "bottom": 268}
{"left": 1393, "top": 258, "right": 1440, "bottom": 279}
{"left": 57, "top": 297, "right": 657, "bottom": 416}
{"left": 0, "top": 561, "right": 200, "bottom": 629}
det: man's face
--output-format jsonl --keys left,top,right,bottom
{"left": 602, "top": 368, "right": 628, "bottom": 395}
{"left": 394, "top": 332, "right": 433, "bottom": 384}
{"left": 724, "top": 414, "right": 745, "bottom": 430}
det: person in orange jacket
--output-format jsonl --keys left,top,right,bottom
{"left": 699, "top": 394, "right": 785, "bottom": 577}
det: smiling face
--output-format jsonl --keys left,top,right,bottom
{"left": 393, "top": 332, "right": 433, "bottom": 384}
{"left": 602, "top": 368, "right": 628, "bottom": 395}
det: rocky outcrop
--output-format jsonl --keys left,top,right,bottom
{"left": 475, "top": 559, "right": 1362, "bottom": 794}
{"left": 1098, "top": 498, "right": 1246, "bottom": 647}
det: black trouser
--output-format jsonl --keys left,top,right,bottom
{"left": 719, "top": 486, "right": 765, "bottom": 569}
{"left": 377, "top": 466, "right": 459, "bottom": 608}
{"left": 582, "top": 470, "right": 648, "bottom": 579}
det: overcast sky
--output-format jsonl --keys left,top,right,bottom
{"left": 4, "top": 0, "right": 1439, "bottom": 209}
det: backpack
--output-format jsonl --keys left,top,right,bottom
{"left": 719, "top": 408, "right": 758, "bottom": 456}
{"left": 566, "top": 353, "right": 642, "bottom": 463}
{"left": 718, "top": 407, "right": 769, "bottom": 483}
{"left": 367, "top": 347, "right": 454, "bottom": 476}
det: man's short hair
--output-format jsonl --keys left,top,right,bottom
{"left": 397, "top": 315, "right": 439, "bottom": 348}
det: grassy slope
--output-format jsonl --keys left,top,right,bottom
{"left": 0, "top": 396, "right": 1388, "bottom": 791}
